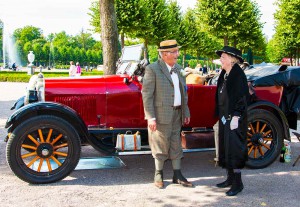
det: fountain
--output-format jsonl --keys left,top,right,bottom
{"left": 48, "top": 40, "right": 55, "bottom": 69}
{"left": 2, "top": 21, "right": 21, "bottom": 69}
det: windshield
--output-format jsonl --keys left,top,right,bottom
{"left": 120, "top": 44, "right": 144, "bottom": 61}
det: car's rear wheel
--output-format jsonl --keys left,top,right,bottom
{"left": 6, "top": 115, "right": 81, "bottom": 184}
{"left": 246, "top": 109, "right": 283, "bottom": 169}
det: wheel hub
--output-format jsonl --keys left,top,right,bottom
{"left": 37, "top": 143, "right": 54, "bottom": 158}
{"left": 251, "top": 133, "right": 263, "bottom": 146}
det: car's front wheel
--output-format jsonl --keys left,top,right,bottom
{"left": 246, "top": 109, "right": 283, "bottom": 169}
{"left": 6, "top": 115, "right": 81, "bottom": 184}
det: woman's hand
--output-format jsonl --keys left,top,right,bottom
{"left": 230, "top": 116, "right": 239, "bottom": 130}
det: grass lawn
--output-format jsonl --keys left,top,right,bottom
{"left": 0, "top": 70, "right": 104, "bottom": 82}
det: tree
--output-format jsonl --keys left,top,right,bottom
{"left": 179, "top": 8, "right": 198, "bottom": 66}
{"left": 116, "top": 0, "right": 149, "bottom": 48}
{"left": 99, "top": 0, "right": 119, "bottom": 75}
{"left": 89, "top": 0, "right": 150, "bottom": 49}
{"left": 274, "top": 0, "right": 300, "bottom": 65}
{"left": 52, "top": 31, "right": 72, "bottom": 48}
{"left": 266, "top": 37, "right": 283, "bottom": 63}
{"left": 89, "top": 1, "right": 101, "bottom": 34}
{"left": 167, "top": 0, "right": 182, "bottom": 40}
{"left": 13, "top": 26, "right": 43, "bottom": 47}
{"left": 74, "top": 29, "right": 96, "bottom": 50}
{"left": 32, "top": 38, "right": 46, "bottom": 65}
{"left": 195, "top": 0, "right": 263, "bottom": 47}
{"left": 134, "top": 0, "right": 170, "bottom": 51}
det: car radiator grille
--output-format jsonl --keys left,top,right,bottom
{"left": 54, "top": 95, "right": 97, "bottom": 124}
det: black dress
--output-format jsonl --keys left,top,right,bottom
{"left": 216, "top": 66, "right": 248, "bottom": 169}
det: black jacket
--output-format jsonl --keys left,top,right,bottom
{"left": 215, "top": 64, "right": 249, "bottom": 118}
{"left": 215, "top": 63, "right": 249, "bottom": 169}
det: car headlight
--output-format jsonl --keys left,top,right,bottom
{"left": 24, "top": 73, "right": 45, "bottom": 105}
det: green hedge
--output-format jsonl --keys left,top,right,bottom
{"left": 0, "top": 70, "right": 104, "bottom": 82}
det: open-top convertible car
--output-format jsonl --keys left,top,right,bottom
{"left": 4, "top": 44, "right": 300, "bottom": 184}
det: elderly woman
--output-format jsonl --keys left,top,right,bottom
{"left": 215, "top": 46, "right": 249, "bottom": 196}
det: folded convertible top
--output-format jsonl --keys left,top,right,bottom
{"left": 251, "top": 66, "right": 300, "bottom": 87}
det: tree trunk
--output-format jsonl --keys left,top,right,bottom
{"left": 144, "top": 39, "right": 148, "bottom": 59}
{"left": 296, "top": 48, "right": 300, "bottom": 66}
{"left": 121, "top": 33, "right": 124, "bottom": 49}
{"left": 224, "top": 36, "right": 228, "bottom": 46}
{"left": 100, "top": 0, "right": 119, "bottom": 75}
{"left": 182, "top": 50, "right": 186, "bottom": 67}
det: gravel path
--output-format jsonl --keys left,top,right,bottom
{"left": 0, "top": 82, "right": 300, "bottom": 207}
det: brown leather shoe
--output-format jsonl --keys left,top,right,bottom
{"left": 172, "top": 169, "right": 194, "bottom": 187}
{"left": 154, "top": 181, "right": 164, "bottom": 189}
{"left": 173, "top": 178, "right": 193, "bottom": 187}
{"left": 154, "top": 170, "right": 164, "bottom": 188}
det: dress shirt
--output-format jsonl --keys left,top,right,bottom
{"left": 166, "top": 64, "right": 181, "bottom": 106}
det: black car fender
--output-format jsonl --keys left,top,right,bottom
{"left": 10, "top": 96, "right": 25, "bottom": 110}
{"left": 248, "top": 100, "right": 291, "bottom": 141}
{"left": 5, "top": 101, "right": 89, "bottom": 143}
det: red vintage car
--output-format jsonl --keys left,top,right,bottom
{"left": 4, "top": 45, "right": 300, "bottom": 184}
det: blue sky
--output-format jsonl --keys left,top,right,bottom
{"left": 0, "top": 0, "right": 276, "bottom": 40}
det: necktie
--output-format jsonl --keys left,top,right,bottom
{"left": 170, "top": 67, "right": 177, "bottom": 74}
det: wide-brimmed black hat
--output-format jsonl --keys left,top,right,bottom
{"left": 216, "top": 46, "right": 243, "bottom": 63}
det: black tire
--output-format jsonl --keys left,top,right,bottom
{"left": 6, "top": 115, "right": 81, "bottom": 184}
{"left": 246, "top": 109, "right": 283, "bottom": 169}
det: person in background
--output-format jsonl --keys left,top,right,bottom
{"left": 76, "top": 62, "right": 81, "bottom": 76}
{"left": 195, "top": 64, "right": 202, "bottom": 72}
{"left": 12, "top": 63, "right": 17, "bottom": 71}
{"left": 240, "top": 62, "right": 250, "bottom": 70}
{"left": 142, "top": 40, "right": 192, "bottom": 189}
{"left": 184, "top": 63, "right": 192, "bottom": 70}
{"left": 202, "top": 65, "right": 208, "bottom": 75}
{"left": 69, "top": 61, "right": 77, "bottom": 77}
{"left": 184, "top": 63, "right": 193, "bottom": 76}
{"left": 214, "top": 46, "right": 249, "bottom": 196}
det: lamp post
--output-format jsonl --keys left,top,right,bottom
{"left": 27, "top": 51, "right": 35, "bottom": 75}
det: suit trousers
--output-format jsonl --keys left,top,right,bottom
{"left": 148, "top": 109, "right": 183, "bottom": 162}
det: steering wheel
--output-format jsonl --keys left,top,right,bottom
{"left": 134, "top": 58, "right": 149, "bottom": 76}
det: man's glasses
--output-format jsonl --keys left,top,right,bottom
{"left": 167, "top": 50, "right": 179, "bottom": 54}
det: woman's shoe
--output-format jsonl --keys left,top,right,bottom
{"left": 216, "top": 169, "right": 234, "bottom": 188}
{"left": 226, "top": 172, "right": 244, "bottom": 196}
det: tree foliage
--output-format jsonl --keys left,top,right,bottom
{"left": 3, "top": 0, "right": 297, "bottom": 68}
{"left": 195, "top": 0, "right": 263, "bottom": 47}
{"left": 272, "top": 0, "right": 300, "bottom": 65}
{"left": 2, "top": 25, "right": 103, "bottom": 67}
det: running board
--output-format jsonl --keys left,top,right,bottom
{"left": 118, "top": 148, "right": 216, "bottom": 155}
{"left": 31, "top": 149, "right": 215, "bottom": 171}
{"left": 75, "top": 156, "right": 126, "bottom": 170}
{"left": 31, "top": 156, "right": 126, "bottom": 171}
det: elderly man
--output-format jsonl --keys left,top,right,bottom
{"left": 142, "top": 40, "right": 192, "bottom": 189}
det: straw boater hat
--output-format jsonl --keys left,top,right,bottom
{"left": 158, "top": 40, "right": 181, "bottom": 52}
{"left": 216, "top": 46, "right": 244, "bottom": 63}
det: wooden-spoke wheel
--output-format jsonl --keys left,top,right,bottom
{"left": 246, "top": 109, "right": 283, "bottom": 169}
{"left": 6, "top": 115, "right": 81, "bottom": 184}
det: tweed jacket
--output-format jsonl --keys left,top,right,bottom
{"left": 142, "top": 59, "right": 190, "bottom": 125}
